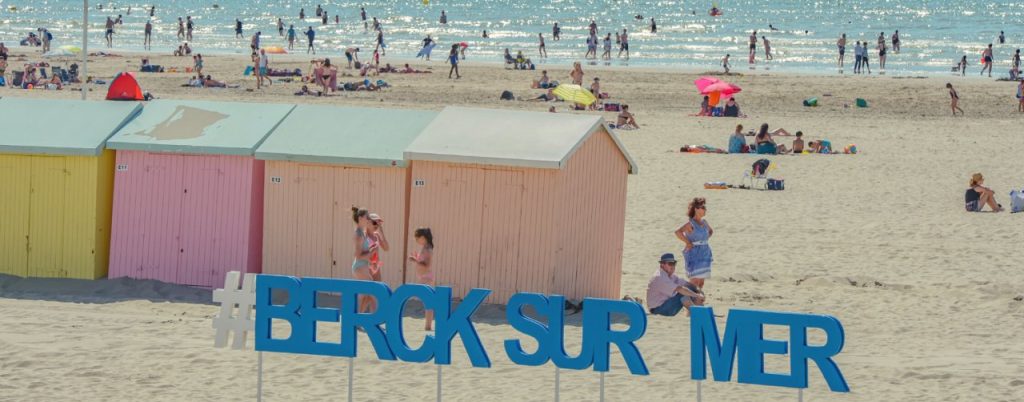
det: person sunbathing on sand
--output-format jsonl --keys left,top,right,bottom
{"left": 532, "top": 70, "right": 551, "bottom": 88}
{"left": 202, "top": 75, "right": 227, "bottom": 88}
{"left": 965, "top": 173, "right": 1003, "bottom": 212}
{"left": 617, "top": 104, "right": 639, "bottom": 129}
{"left": 791, "top": 131, "right": 805, "bottom": 153}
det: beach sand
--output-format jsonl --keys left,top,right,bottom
{"left": 1, "top": 47, "right": 1023, "bottom": 401}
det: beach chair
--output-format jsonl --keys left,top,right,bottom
{"left": 743, "top": 159, "right": 776, "bottom": 189}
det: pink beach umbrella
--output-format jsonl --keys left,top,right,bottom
{"left": 693, "top": 76, "right": 721, "bottom": 93}
{"left": 696, "top": 79, "right": 742, "bottom": 106}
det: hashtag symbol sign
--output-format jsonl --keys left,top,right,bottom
{"left": 212, "top": 271, "right": 257, "bottom": 350}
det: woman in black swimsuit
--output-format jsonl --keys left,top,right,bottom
{"left": 946, "top": 83, "right": 963, "bottom": 115}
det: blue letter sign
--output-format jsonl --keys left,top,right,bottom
{"left": 690, "top": 307, "right": 849, "bottom": 392}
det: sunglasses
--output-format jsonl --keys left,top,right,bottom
{"left": 696, "top": 206, "right": 706, "bottom": 210}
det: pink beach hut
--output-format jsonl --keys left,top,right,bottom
{"left": 403, "top": 107, "right": 638, "bottom": 303}
{"left": 105, "top": 100, "right": 295, "bottom": 287}
{"left": 255, "top": 105, "right": 438, "bottom": 288}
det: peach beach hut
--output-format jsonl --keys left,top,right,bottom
{"left": 0, "top": 98, "right": 141, "bottom": 279}
{"left": 255, "top": 105, "right": 438, "bottom": 288}
{"left": 403, "top": 107, "right": 637, "bottom": 302}
{"left": 105, "top": 100, "right": 295, "bottom": 287}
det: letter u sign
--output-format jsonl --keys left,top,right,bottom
{"left": 689, "top": 307, "right": 850, "bottom": 392}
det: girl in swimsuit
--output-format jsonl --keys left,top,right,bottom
{"left": 409, "top": 228, "right": 435, "bottom": 330}
{"left": 351, "top": 207, "right": 378, "bottom": 313}
{"left": 365, "top": 213, "right": 389, "bottom": 312}
{"left": 946, "top": 83, "right": 963, "bottom": 116}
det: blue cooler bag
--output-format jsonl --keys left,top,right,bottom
{"left": 767, "top": 179, "right": 785, "bottom": 191}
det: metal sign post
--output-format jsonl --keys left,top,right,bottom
{"left": 436, "top": 364, "right": 442, "bottom": 402}
{"left": 81, "top": 0, "right": 88, "bottom": 100}
{"left": 257, "top": 351, "right": 264, "bottom": 402}
{"left": 347, "top": 358, "right": 354, "bottom": 402}
{"left": 599, "top": 372, "right": 605, "bottom": 402}
{"left": 798, "top": 388, "right": 803, "bottom": 402}
{"left": 554, "top": 367, "right": 560, "bottom": 402}
{"left": 696, "top": 380, "right": 702, "bottom": 402}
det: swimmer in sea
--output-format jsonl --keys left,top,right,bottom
{"left": 769, "top": 24, "right": 779, "bottom": 31}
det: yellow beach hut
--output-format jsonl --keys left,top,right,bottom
{"left": 0, "top": 98, "right": 142, "bottom": 279}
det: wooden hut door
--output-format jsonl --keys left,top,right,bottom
{"left": 0, "top": 156, "right": 31, "bottom": 277}
{"left": 27, "top": 157, "right": 67, "bottom": 278}
{"left": 178, "top": 156, "right": 250, "bottom": 287}
{"left": 293, "top": 164, "right": 335, "bottom": 279}
{"left": 477, "top": 170, "right": 524, "bottom": 303}
{"left": 133, "top": 153, "right": 184, "bottom": 284}
{"left": 333, "top": 167, "right": 372, "bottom": 279}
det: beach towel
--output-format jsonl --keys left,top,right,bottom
{"left": 1010, "top": 189, "right": 1024, "bottom": 213}
{"left": 416, "top": 43, "right": 436, "bottom": 59}
{"left": 728, "top": 135, "right": 746, "bottom": 154}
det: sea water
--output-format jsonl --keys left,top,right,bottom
{"left": 0, "top": 0, "right": 1020, "bottom": 75}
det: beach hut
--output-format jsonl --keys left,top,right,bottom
{"left": 404, "top": 107, "right": 637, "bottom": 302}
{"left": 106, "top": 100, "right": 295, "bottom": 287}
{"left": 0, "top": 98, "right": 142, "bottom": 279}
{"left": 256, "top": 105, "right": 438, "bottom": 288}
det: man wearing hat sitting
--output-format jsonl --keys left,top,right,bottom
{"left": 646, "top": 253, "right": 705, "bottom": 316}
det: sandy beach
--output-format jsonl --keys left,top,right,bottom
{"left": 1, "top": 46, "right": 1023, "bottom": 401}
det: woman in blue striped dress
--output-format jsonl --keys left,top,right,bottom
{"left": 675, "top": 197, "right": 714, "bottom": 291}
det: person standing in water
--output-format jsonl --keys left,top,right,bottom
{"left": 235, "top": 19, "right": 243, "bottom": 38}
{"left": 999, "top": 31, "right": 1005, "bottom": 45}
{"left": 361, "top": 7, "right": 367, "bottom": 30}
{"left": 762, "top": 36, "right": 773, "bottom": 60}
{"left": 602, "top": 33, "right": 612, "bottom": 60}
{"left": 538, "top": 33, "right": 547, "bottom": 58}
{"left": 878, "top": 34, "right": 888, "bottom": 71}
{"left": 946, "top": 83, "right": 963, "bottom": 116}
{"left": 105, "top": 16, "right": 115, "bottom": 48}
{"left": 448, "top": 44, "right": 461, "bottom": 79}
{"left": 287, "top": 25, "right": 296, "bottom": 50}
{"left": 553, "top": 22, "right": 561, "bottom": 41}
{"left": 650, "top": 18, "right": 657, "bottom": 33}
{"left": 149, "top": 5, "right": 155, "bottom": 17}
{"left": 375, "top": 29, "right": 386, "bottom": 56}
{"left": 277, "top": 18, "right": 284, "bottom": 36}
{"left": 837, "top": 33, "right": 847, "bottom": 69}
{"left": 440, "top": 10, "right": 447, "bottom": 24}
{"left": 860, "top": 42, "right": 872, "bottom": 74}
{"left": 144, "top": 20, "right": 152, "bottom": 50}
{"left": 892, "top": 30, "right": 900, "bottom": 52}
{"left": 299, "top": 8, "right": 305, "bottom": 19}
{"left": 1013, "top": 49, "right": 1021, "bottom": 76}
{"left": 177, "top": 17, "right": 185, "bottom": 40}
{"left": 409, "top": 228, "right": 435, "bottom": 330}
{"left": 748, "top": 30, "right": 757, "bottom": 64}
{"left": 186, "top": 16, "right": 194, "bottom": 42}
{"left": 958, "top": 55, "right": 968, "bottom": 76}
{"left": 675, "top": 197, "right": 714, "bottom": 291}
{"left": 305, "top": 26, "right": 316, "bottom": 54}
{"left": 618, "top": 28, "right": 630, "bottom": 59}
{"left": 722, "top": 54, "right": 731, "bottom": 74}
{"left": 981, "top": 44, "right": 994, "bottom": 77}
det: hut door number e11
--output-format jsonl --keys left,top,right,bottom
{"left": 116, "top": 164, "right": 128, "bottom": 172}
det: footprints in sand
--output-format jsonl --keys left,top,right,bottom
{"left": 794, "top": 275, "right": 911, "bottom": 290}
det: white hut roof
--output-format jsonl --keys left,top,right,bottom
{"left": 404, "top": 107, "right": 637, "bottom": 173}
{"left": 0, "top": 98, "right": 142, "bottom": 156}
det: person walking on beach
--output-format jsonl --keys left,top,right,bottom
{"left": 305, "top": 26, "right": 316, "bottom": 54}
{"left": 277, "top": 18, "right": 284, "bottom": 36}
{"left": 287, "top": 25, "right": 296, "bottom": 50}
{"left": 1017, "top": 80, "right": 1024, "bottom": 112}
{"left": 351, "top": 207, "right": 379, "bottom": 314}
{"left": 409, "top": 228, "right": 435, "bottom": 330}
{"left": 892, "top": 30, "right": 900, "bottom": 53}
{"left": 105, "top": 17, "right": 115, "bottom": 48}
{"left": 959, "top": 55, "right": 968, "bottom": 76}
{"left": 981, "top": 44, "right": 994, "bottom": 77}
{"left": 250, "top": 31, "right": 261, "bottom": 52}
{"left": 1012, "top": 49, "right": 1021, "bottom": 76}
{"left": 947, "top": 83, "right": 964, "bottom": 116}
{"left": 646, "top": 253, "right": 705, "bottom": 317}
{"left": 748, "top": 30, "right": 757, "bottom": 64}
{"left": 177, "top": 17, "right": 185, "bottom": 40}
{"left": 41, "top": 29, "right": 51, "bottom": 53}
{"left": 193, "top": 54, "right": 203, "bottom": 77}
{"left": 837, "top": 33, "right": 847, "bottom": 69}
{"left": 589, "top": 20, "right": 598, "bottom": 36}
{"left": 186, "top": 16, "right": 194, "bottom": 42}
{"left": 675, "top": 197, "right": 713, "bottom": 291}
{"left": 762, "top": 36, "right": 773, "bottom": 61}
{"left": 235, "top": 19, "right": 243, "bottom": 38}
{"left": 538, "top": 33, "right": 547, "bottom": 58}
{"left": 553, "top": 22, "right": 561, "bottom": 41}
{"left": 143, "top": 20, "right": 152, "bottom": 50}
{"left": 366, "top": 213, "right": 389, "bottom": 305}
{"left": 585, "top": 34, "right": 597, "bottom": 59}
{"left": 618, "top": 28, "right": 630, "bottom": 59}
{"left": 722, "top": 54, "right": 731, "bottom": 74}
{"left": 853, "top": 41, "right": 862, "bottom": 73}
{"left": 257, "top": 49, "right": 272, "bottom": 89}
{"left": 447, "top": 44, "right": 461, "bottom": 79}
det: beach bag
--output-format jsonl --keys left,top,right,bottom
{"left": 803, "top": 97, "right": 818, "bottom": 107}
{"left": 1011, "top": 189, "right": 1024, "bottom": 213}
{"left": 243, "top": 65, "right": 254, "bottom": 76}
{"left": 752, "top": 159, "right": 771, "bottom": 175}
{"left": 604, "top": 102, "right": 621, "bottom": 112}
{"left": 856, "top": 98, "right": 868, "bottom": 108}
{"left": 500, "top": 90, "right": 514, "bottom": 100}
{"left": 354, "top": 61, "right": 362, "bottom": 69}
{"left": 0, "top": 76, "right": 5, "bottom": 87}
{"left": 767, "top": 179, "right": 785, "bottom": 191}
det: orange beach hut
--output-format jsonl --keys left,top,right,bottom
{"left": 404, "top": 107, "right": 637, "bottom": 302}
{"left": 256, "top": 106, "right": 438, "bottom": 287}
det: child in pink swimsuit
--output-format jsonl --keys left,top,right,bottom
{"left": 409, "top": 227, "right": 435, "bottom": 330}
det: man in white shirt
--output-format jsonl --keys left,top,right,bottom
{"left": 257, "top": 49, "right": 271, "bottom": 89}
{"left": 646, "top": 253, "right": 705, "bottom": 316}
